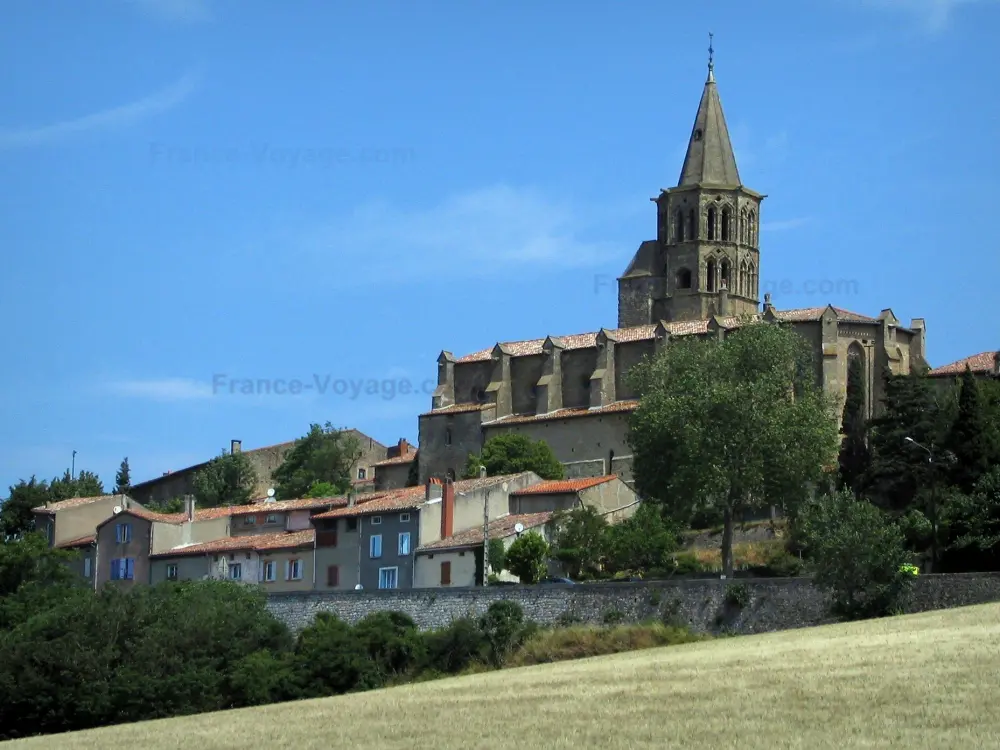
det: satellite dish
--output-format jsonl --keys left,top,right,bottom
{"left": 502, "top": 482, "right": 509, "bottom": 492}
{"left": 354, "top": 584, "right": 363, "bottom": 590}
{"left": 514, "top": 522, "right": 524, "bottom": 534}
{"left": 112, "top": 505, "right": 123, "bottom": 514}
{"left": 266, "top": 488, "right": 275, "bottom": 497}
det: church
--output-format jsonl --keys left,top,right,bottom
{"left": 406, "top": 53, "right": 928, "bottom": 490}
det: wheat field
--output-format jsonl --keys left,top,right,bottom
{"left": 6, "top": 603, "right": 1000, "bottom": 750}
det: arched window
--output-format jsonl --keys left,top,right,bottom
{"left": 707, "top": 206, "right": 717, "bottom": 241}
{"left": 675, "top": 209, "right": 684, "bottom": 242}
{"left": 473, "top": 387, "right": 486, "bottom": 403}
{"left": 688, "top": 209, "right": 697, "bottom": 240}
{"left": 720, "top": 259, "right": 731, "bottom": 290}
{"left": 676, "top": 268, "right": 692, "bottom": 289}
{"left": 721, "top": 206, "right": 733, "bottom": 241}
{"left": 706, "top": 258, "right": 717, "bottom": 292}
{"left": 750, "top": 263, "right": 758, "bottom": 297}
{"left": 740, "top": 260, "right": 749, "bottom": 296}
{"left": 748, "top": 210, "right": 757, "bottom": 246}
{"left": 846, "top": 342, "right": 868, "bottom": 421}
{"left": 445, "top": 428, "right": 452, "bottom": 446}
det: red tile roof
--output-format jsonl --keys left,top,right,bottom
{"left": 374, "top": 450, "right": 417, "bottom": 467}
{"left": 928, "top": 351, "right": 999, "bottom": 377}
{"left": 418, "top": 512, "right": 554, "bottom": 552}
{"left": 151, "top": 529, "right": 315, "bottom": 559}
{"left": 33, "top": 494, "right": 125, "bottom": 515}
{"left": 228, "top": 497, "right": 348, "bottom": 516}
{"left": 484, "top": 400, "right": 638, "bottom": 426}
{"left": 55, "top": 534, "right": 96, "bottom": 549}
{"left": 420, "top": 402, "right": 494, "bottom": 417}
{"left": 509, "top": 476, "right": 617, "bottom": 495}
{"left": 773, "top": 306, "right": 878, "bottom": 324}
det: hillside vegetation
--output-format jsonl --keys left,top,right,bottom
{"left": 6, "top": 603, "right": 999, "bottom": 750}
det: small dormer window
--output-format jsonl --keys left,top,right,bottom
{"left": 693, "top": 128, "right": 703, "bottom": 141}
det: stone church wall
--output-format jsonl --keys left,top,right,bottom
{"left": 418, "top": 408, "right": 489, "bottom": 484}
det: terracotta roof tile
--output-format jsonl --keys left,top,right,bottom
{"left": 420, "top": 402, "right": 494, "bottom": 417}
{"left": 510, "top": 476, "right": 617, "bottom": 495}
{"left": 55, "top": 534, "right": 96, "bottom": 548}
{"left": 374, "top": 450, "right": 417, "bottom": 467}
{"left": 151, "top": 529, "right": 315, "bottom": 559}
{"left": 929, "top": 351, "right": 1000, "bottom": 377}
{"left": 418, "top": 512, "right": 553, "bottom": 552}
{"left": 773, "top": 306, "right": 878, "bottom": 324}
{"left": 32, "top": 494, "right": 126, "bottom": 515}
{"left": 229, "top": 497, "right": 348, "bottom": 516}
{"left": 484, "top": 400, "right": 638, "bottom": 426}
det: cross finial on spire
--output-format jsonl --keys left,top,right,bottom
{"left": 707, "top": 32, "right": 715, "bottom": 82}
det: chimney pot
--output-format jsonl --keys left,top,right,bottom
{"left": 183, "top": 495, "right": 196, "bottom": 521}
{"left": 231, "top": 439, "right": 242, "bottom": 454}
{"left": 440, "top": 478, "right": 455, "bottom": 540}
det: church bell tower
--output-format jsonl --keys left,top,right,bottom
{"left": 618, "top": 37, "right": 765, "bottom": 327}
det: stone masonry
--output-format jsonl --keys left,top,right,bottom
{"left": 266, "top": 572, "right": 1000, "bottom": 636}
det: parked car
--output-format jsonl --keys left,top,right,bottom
{"left": 539, "top": 576, "right": 576, "bottom": 585}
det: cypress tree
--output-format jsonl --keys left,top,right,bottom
{"left": 838, "top": 355, "right": 870, "bottom": 496}
{"left": 945, "top": 367, "right": 1000, "bottom": 494}
{"left": 114, "top": 457, "right": 132, "bottom": 495}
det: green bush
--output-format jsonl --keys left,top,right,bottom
{"left": 509, "top": 623, "right": 705, "bottom": 667}
{"left": 671, "top": 552, "right": 707, "bottom": 575}
{"left": 353, "top": 611, "right": 426, "bottom": 680}
{"left": 602, "top": 608, "right": 626, "bottom": 625}
{"left": 421, "top": 617, "right": 486, "bottom": 674}
{"left": 724, "top": 583, "right": 751, "bottom": 609}
{"left": 479, "top": 600, "right": 527, "bottom": 667}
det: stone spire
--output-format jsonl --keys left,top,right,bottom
{"left": 677, "top": 34, "right": 741, "bottom": 188}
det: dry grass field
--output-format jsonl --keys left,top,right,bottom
{"left": 6, "top": 603, "right": 999, "bottom": 750}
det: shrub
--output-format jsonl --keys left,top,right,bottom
{"left": 505, "top": 531, "right": 549, "bottom": 584}
{"left": 421, "top": 617, "right": 485, "bottom": 674}
{"left": 353, "top": 611, "right": 426, "bottom": 679}
{"left": 796, "top": 489, "right": 915, "bottom": 621}
{"left": 509, "top": 623, "right": 704, "bottom": 667}
{"left": 671, "top": 552, "right": 707, "bottom": 575}
{"left": 479, "top": 600, "right": 527, "bottom": 667}
{"left": 293, "top": 613, "right": 382, "bottom": 697}
{"left": 724, "top": 583, "right": 751, "bottom": 609}
{"left": 602, "top": 608, "right": 626, "bottom": 625}
{"left": 555, "top": 610, "right": 584, "bottom": 627}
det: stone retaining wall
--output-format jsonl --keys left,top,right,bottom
{"left": 265, "top": 573, "right": 1000, "bottom": 635}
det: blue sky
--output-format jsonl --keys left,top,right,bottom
{"left": 1, "top": 0, "right": 998, "bottom": 494}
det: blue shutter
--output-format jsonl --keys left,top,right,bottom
{"left": 125, "top": 558, "right": 134, "bottom": 580}
{"left": 110, "top": 559, "right": 118, "bottom": 580}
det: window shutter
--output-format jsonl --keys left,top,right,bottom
{"left": 284, "top": 560, "right": 291, "bottom": 580}
{"left": 441, "top": 560, "right": 451, "bottom": 585}
{"left": 126, "top": 558, "right": 134, "bottom": 579}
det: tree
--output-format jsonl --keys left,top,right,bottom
{"left": 550, "top": 506, "right": 606, "bottom": 580}
{"left": 862, "top": 367, "right": 942, "bottom": 512}
{"left": 0, "top": 477, "right": 50, "bottom": 539}
{"left": 478, "top": 600, "right": 526, "bottom": 667}
{"left": 0, "top": 532, "right": 77, "bottom": 603}
{"left": 306, "top": 481, "right": 338, "bottom": 498}
{"left": 944, "top": 467, "right": 1000, "bottom": 571}
{"left": 292, "top": 613, "right": 381, "bottom": 697}
{"left": 795, "top": 489, "right": 915, "bottom": 621}
{"left": 192, "top": 451, "right": 259, "bottom": 507}
{"left": 113, "top": 458, "right": 132, "bottom": 495}
{"left": 504, "top": 531, "right": 549, "bottom": 584}
{"left": 486, "top": 538, "right": 507, "bottom": 576}
{"left": 463, "top": 434, "right": 564, "bottom": 480}
{"left": 406, "top": 455, "right": 419, "bottom": 487}
{"left": 944, "top": 367, "right": 1000, "bottom": 495}
{"left": 838, "top": 355, "right": 871, "bottom": 496}
{"left": 272, "top": 423, "right": 363, "bottom": 500}
{"left": 628, "top": 320, "right": 840, "bottom": 578}
{"left": 49, "top": 469, "right": 104, "bottom": 502}
{"left": 602, "top": 502, "right": 680, "bottom": 575}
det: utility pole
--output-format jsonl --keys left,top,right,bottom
{"left": 480, "top": 465, "right": 489, "bottom": 587}
{"left": 71, "top": 450, "right": 77, "bottom": 480}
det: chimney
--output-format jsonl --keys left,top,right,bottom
{"left": 348, "top": 490, "right": 357, "bottom": 507}
{"left": 718, "top": 279, "right": 730, "bottom": 317}
{"left": 231, "top": 439, "right": 242, "bottom": 454}
{"left": 425, "top": 477, "right": 443, "bottom": 502}
{"left": 183, "top": 495, "right": 196, "bottom": 521}
{"left": 440, "top": 478, "right": 455, "bottom": 540}
{"left": 397, "top": 438, "right": 410, "bottom": 457}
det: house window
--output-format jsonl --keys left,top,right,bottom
{"left": 115, "top": 523, "right": 131, "bottom": 544}
{"left": 166, "top": 564, "right": 178, "bottom": 580}
{"left": 327, "top": 565, "right": 339, "bottom": 587}
{"left": 676, "top": 268, "right": 692, "bottom": 289}
{"left": 265, "top": 514, "right": 278, "bottom": 524}
{"left": 447, "top": 468, "right": 456, "bottom": 481}
{"left": 230, "top": 563, "right": 242, "bottom": 580}
{"left": 445, "top": 428, "right": 452, "bottom": 446}
{"left": 263, "top": 561, "right": 276, "bottom": 582}
{"left": 287, "top": 559, "right": 303, "bottom": 581}
{"left": 440, "top": 560, "right": 451, "bottom": 585}
{"left": 400, "top": 513, "right": 410, "bottom": 523}
{"left": 83, "top": 557, "right": 92, "bottom": 577}
{"left": 243, "top": 516, "right": 255, "bottom": 525}
{"left": 370, "top": 534, "right": 383, "bottom": 558}
{"left": 398, "top": 532, "right": 411, "bottom": 556}
{"left": 346, "top": 517, "right": 358, "bottom": 532}
{"left": 378, "top": 567, "right": 398, "bottom": 589}
{"left": 371, "top": 515, "right": 382, "bottom": 525}
{"left": 110, "top": 558, "right": 134, "bottom": 581}
{"left": 358, "top": 467, "right": 367, "bottom": 480}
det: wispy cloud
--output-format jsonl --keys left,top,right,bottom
{"left": 106, "top": 377, "right": 213, "bottom": 401}
{"left": 125, "top": 0, "right": 213, "bottom": 23}
{"left": 294, "top": 185, "right": 622, "bottom": 285}
{"left": 762, "top": 217, "right": 812, "bottom": 232}
{"left": 0, "top": 73, "right": 198, "bottom": 150}
{"left": 858, "top": 0, "right": 998, "bottom": 32}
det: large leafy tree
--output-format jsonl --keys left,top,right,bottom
{"left": 602, "top": 502, "right": 681, "bottom": 575}
{"left": 192, "top": 451, "right": 259, "bottom": 507}
{"left": 838, "top": 354, "right": 871, "bottom": 496}
{"left": 944, "top": 367, "right": 1000, "bottom": 495}
{"left": 272, "top": 423, "right": 363, "bottom": 500}
{"left": 113, "top": 458, "right": 132, "bottom": 496}
{"left": 628, "top": 320, "right": 840, "bottom": 578}
{"left": 49, "top": 469, "right": 104, "bottom": 502}
{"left": 0, "top": 477, "right": 51, "bottom": 539}
{"left": 463, "top": 434, "right": 564, "bottom": 480}
{"left": 944, "top": 467, "right": 1000, "bottom": 571}
{"left": 504, "top": 531, "right": 549, "bottom": 584}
